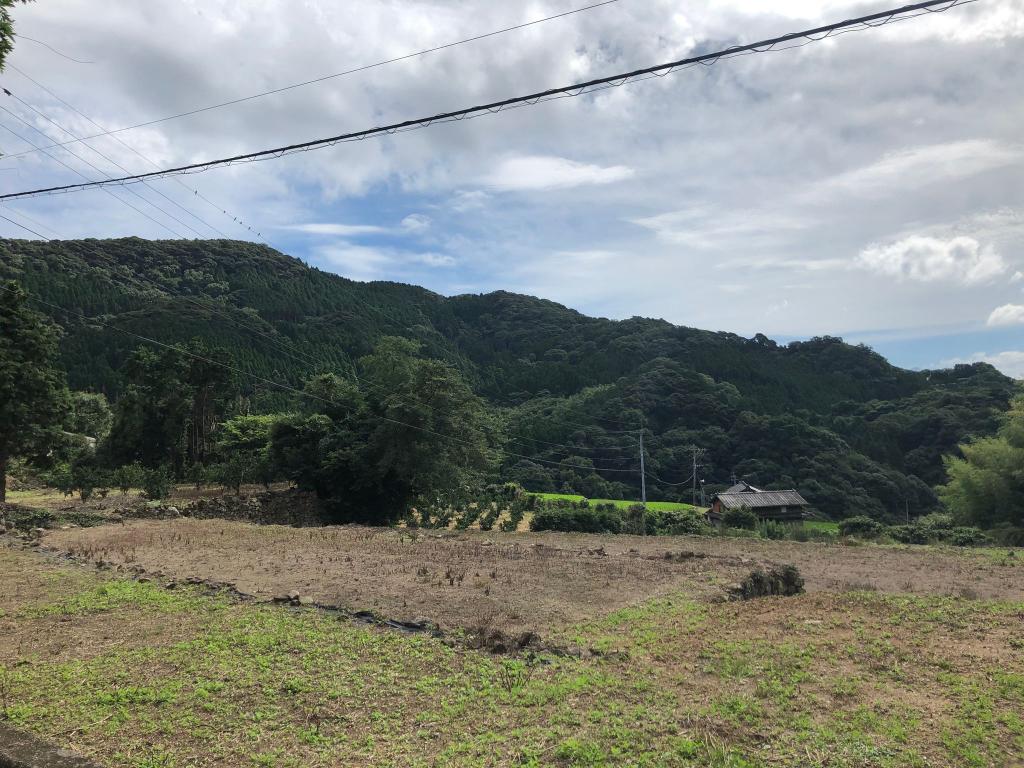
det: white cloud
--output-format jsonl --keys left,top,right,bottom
{"left": 285, "top": 223, "right": 387, "bottom": 236}
{"left": 415, "top": 252, "right": 455, "bottom": 267}
{"left": 400, "top": 214, "right": 431, "bottom": 233}
{"left": 481, "top": 156, "right": 634, "bottom": 192}
{"left": 814, "top": 140, "right": 1023, "bottom": 200}
{"left": 943, "top": 351, "right": 1024, "bottom": 380}
{"left": 315, "top": 241, "right": 454, "bottom": 280}
{"left": 448, "top": 190, "right": 490, "bottom": 213}
{"left": 6, "top": 0, "right": 1024, "bottom": 361}
{"left": 857, "top": 236, "right": 1006, "bottom": 285}
{"left": 315, "top": 243, "right": 392, "bottom": 281}
{"left": 873, "top": 2, "right": 1024, "bottom": 43}
{"left": 1011, "top": 271, "right": 1024, "bottom": 283}
{"left": 631, "top": 207, "right": 807, "bottom": 249}
{"left": 987, "top": 303, "right": 1024, "bottom": 327}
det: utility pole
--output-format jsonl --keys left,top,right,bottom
{"left": 639, "top": 430, "right": 646, "bottom": 506}
{"left": 690, "top": 447, "right": 706, "bottom": 507}
{"left": 691, "top": 448, "right": 698, "bottom": 507}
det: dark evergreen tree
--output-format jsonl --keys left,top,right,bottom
{"left": 102, "top": 340, "right": 233, "bottom": 474}
{"left": 0, "top": 281, "right": 68, "bottom": 501}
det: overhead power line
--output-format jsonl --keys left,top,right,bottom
{"left": 2, "top": 0, "right": 622, "bottom": 159}
{"left": 646, "top": 471, "right": 695, "bottom": 487}
{"left": 0, "top": 205, "right": 62, "bottom": 238}
{"left": 0, "top": 0, "right": 973, "bottom": 202}
{"left": 16, "top": 35, "right": 96, "bottom": 64}
{"left": 0, "top": 211, "right": 50, "bottom": 239}
{"left": 0, "top": 112, "right": 189, "bottom": 237}
{"left": 8, "top": 67, "right": 264, "bottom": 241}
{"left": 3, "top": 88, "right": 223, "bottom": 238}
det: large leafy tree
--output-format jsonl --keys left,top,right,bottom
{"left": 208, "top": 413, "right": 280, "bottom": 492}
{"left": 271, "top": 337, "right": 494, "bottom": 524}
{"left": 103, "top": 340, "right": 234, "bottom": 473}
{"left": 0, "top": 281, "right": 68, "bottom": 501}
{"left": 938, "top": 397, "right": 1024, "bottom": 528}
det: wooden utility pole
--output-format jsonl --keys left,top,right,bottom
{"left": 688, "top": 447, "right": 708, "bottom": 507}
{"left": 691, "top": 448, "right": 698, "bottom": 507}
{"left": 639, "top": 430, "right": 646, "bottom": 505}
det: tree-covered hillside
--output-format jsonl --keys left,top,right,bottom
{"left": 2, "top": 237, "right": 1018, "bottom": 520}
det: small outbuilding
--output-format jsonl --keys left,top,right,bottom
{"left": 707, "top": 480, "right": 809, "bottom": 523}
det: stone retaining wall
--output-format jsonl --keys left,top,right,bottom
{"left": 127, "top": 488, "right": 328, "bottom": 527}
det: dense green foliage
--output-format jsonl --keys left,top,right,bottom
{"left": 101, "top": 341, "right": 235, "bottom": 473}
{"left": 66, "top": 391, "right": 112, "bottom": 440}
{"left": 529, "top": 501, "right": 624, "bottom": 534}
{"left": 270, "top": 337, "right": 493, "bottom": 524}
{"left": 0, "top": 281, "right": 68, "bottom": 501}
{"left": 1, "top": 238, "right": 1019, "bottom": 521}
{"left": 529, "top": 497, "right": 713, "bottom": 536}
{"left": 939, "top": 398, "right": 1024, "bottom": 530}
{"left": 838, "top": 515, "right": 885, "bottom": 539}
{"left": 837, "top": 512, "right": 991, "bottom": 547}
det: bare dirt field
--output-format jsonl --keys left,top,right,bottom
{"left": 42, "top": 519, "right": 1024, "bottom": 639}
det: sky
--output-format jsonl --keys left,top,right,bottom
{"left": 1, "top": 0, "right": 1022, "bottom": 377}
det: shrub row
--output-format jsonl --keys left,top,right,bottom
{"left": 838, "top": 513, "right": 990, "bottom": 547}
{"left": 530, "top": 503, "right": 623, "bottom": 534}
{"left": 529, "top": 499, "right": 712, "bottom": 536}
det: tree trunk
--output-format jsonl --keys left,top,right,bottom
{"left": 0, "top": 452, "right": 7, "bottom": 503}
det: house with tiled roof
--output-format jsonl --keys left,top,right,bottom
{"left": 707, "top": 480, "right": 809, "bottom": 523}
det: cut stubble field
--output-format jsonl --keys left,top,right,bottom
{"left": 1, "top": 520, "right": 1022, "bottom": 767}
{"left": 42, "top": 519, "right": 1024, "bottom": 636}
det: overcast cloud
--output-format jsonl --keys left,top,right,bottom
{"left": 1, "top": 0, "right": 1022, "bottom": 377}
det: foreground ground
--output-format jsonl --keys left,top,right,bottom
{"left": 2, "top": 524, "right": 1023, "bottom": 767}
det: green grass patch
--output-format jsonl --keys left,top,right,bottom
{"left": 19, "top": 579, "right": 216, "bottom": 618}
{"left": 530, "top": 492, "right": 700, "bottom": 512}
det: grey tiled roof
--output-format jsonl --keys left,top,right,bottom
{"left": 715, "top": 490, "right": 808, "bottom": 509}
{"left": 725, "top": 481, "right": 763, "bottom": 494}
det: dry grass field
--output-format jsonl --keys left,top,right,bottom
{"left": 43, "top": 520, "right": 769, "bottom": 637}
{"left": 2, "top": 521, "right": 1023, "bottom": 767}
{"left": 41, "top": 519, "right": 1024, "bottom": 636}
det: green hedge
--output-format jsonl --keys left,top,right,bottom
{"left": 530, "top": 504, "right": 622, "bottom": 534}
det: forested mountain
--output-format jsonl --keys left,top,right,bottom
{"left": 2, "top": 237, "right": 1018, "bottom": 520}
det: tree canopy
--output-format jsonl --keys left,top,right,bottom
{"left": 270, "top": 337, "right": 494, "bottom": 524}
{"left": 102, "top": 340, "right": 234, "bottom": 473}
{"left": 0, "top": 281, "right": 68, "bottom": 501}
{"left": 939, "top": 398, "right": 1024, "bottom": 529}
